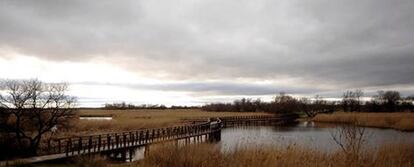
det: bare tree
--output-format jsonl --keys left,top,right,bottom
{"left": 330, "top": 119, "right": 367, "bottom": 162}
{"left": 298, "top": 97, "right": 314, "bottom": 117}
{"left": 342, "top": 89, "right": 364, "bottom": 112}
{"left": 0, "top": 79, "right": 77, "bottom": 156}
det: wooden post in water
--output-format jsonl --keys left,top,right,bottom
{"left": 129, "top": 149, "right": 133, "bottom": 162}
{"left": 144, "top": 145, "right": 150, "bottom": 157}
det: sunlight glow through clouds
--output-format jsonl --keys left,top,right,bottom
{"left": 70, "top": 84, "right": 198, "bottom": 107}
{"left": 0, "top": 54, "right": 197, "bottom": 107}
{"left": 0, "top": 54, "right": 155, "bottom": 84}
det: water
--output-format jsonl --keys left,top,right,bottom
{"left": 219, "top": 121, "right": 414, "bottom": 152}
{"left": 125, "top": 121, "right": 414, "bottom": 162}
{"left": 79, "top": 116, "right": 112, "bottom": 120}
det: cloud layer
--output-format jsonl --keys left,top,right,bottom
{"left": 1, "top": 0, "right": 414, "bottom": 101}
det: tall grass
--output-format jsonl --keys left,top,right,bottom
{"left": 130, "top": 143, "right": 414, "bottom": 167}
{"left": 313, "top": 112, "right": 414, "bottom": 131}
{"left": 63, "top": 109, "right": 269, "bottom": 136}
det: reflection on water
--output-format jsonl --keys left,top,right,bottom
{"left": 131, "top": 147, "right": 145, "bottom": 162}
{"left": 219, "top": 121, "right": 414, "bottom": 152}
{"left": 79, "top": 116, "right": 112, "bottom": 120}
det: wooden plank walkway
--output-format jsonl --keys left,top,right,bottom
{"left": 0, "top": 114, "right": 297, "bottom": 166}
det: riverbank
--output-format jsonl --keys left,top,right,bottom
{"left": 313, "top": 112, "right": 414, "bottom": 131}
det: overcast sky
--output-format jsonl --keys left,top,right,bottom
{"left": 1, "top": 0, "right": 413, "bottom": 107}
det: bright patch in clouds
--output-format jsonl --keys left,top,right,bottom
{"left": 0, "top": 53, "right": 152, "bottom": 84}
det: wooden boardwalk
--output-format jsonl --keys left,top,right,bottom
{"left": 0, "top": 114, "right": 297, "bottom": 166}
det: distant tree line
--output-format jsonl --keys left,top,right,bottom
{"left": 103, "top": 102, "right": 198, "bottom": 110}
{"left": 202, "top": 90, "right": 414, "bottom": 115}
{"left": 201, "top": 93, "right": 337, "bottom": 117}
{"left": 342, "top": 90, "right": 414, "bottom": 112}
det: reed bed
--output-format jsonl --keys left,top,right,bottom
{"left": 123, "top": 143, "right": 414, "bottom": 167}
{"left": 313, "top": 112, "right": 414, "bottom": 131}
{"left": 62, "top": 109, "right": 269, "bottom": 136}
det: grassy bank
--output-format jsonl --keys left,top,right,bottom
{"left": 66, "top": 109, "right": 269, "bottom": 136}
{"left": 313, "top": 112, "right": 414, "bottom": 131}
{"left": 111, "top": 143, "right": 414, "bottom": 167}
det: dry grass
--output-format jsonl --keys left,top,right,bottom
{"left": 313, "top": 112, "right": 414, "bottom": 131}
{"left": 62, "top": 109, "right": 269, "bottom": 136}
{"left": 120, "top": 143, "right": 414, "bottom": 167}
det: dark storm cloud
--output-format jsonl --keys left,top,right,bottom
{"left": 1, "top": 0, "right": 414, "bottom": 94}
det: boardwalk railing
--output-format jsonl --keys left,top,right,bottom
{"left": 44, "top": 114, "right": 297, "bottom": 157}
{"left": 45, "top": 120, "right": 222, "bottom": 157}
{"left": 219, "top": 113, "right": 298, "bottom": 127}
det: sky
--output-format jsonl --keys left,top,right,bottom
{"left": 1, "top": 0, "right": 414, "bottom": 107}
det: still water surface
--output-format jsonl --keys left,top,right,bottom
{"left": 219, "top": 121, "right": 414, "bottom": 152}
{"left": 79, "top": 116, "right": 112, "bottom": 120}
{"left": 129, "top": 121, "right": 414, "bottom": 161}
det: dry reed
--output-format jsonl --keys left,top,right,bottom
{"left": 128, "top": 143, "right": 414, "bottom": 167}
{"left": 313, "top": 112, "right": 414, "bottom": 131}
{"left": 60, "top": 109, "right": 269, "bottom": 137}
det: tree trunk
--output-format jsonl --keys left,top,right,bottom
{"left": 28, "top": 139, "right": 40, "bottom": 156}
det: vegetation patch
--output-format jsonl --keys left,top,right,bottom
{"left": 313, "top": 112, "right": 414, "bottom": 131}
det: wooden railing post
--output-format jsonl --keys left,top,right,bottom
{"left": 139, "top": 131, "right": 143, "bottom": 145}
{"left": 129, "top": 132, "right": 133, "bottom": 146}
{"left": 78, "top": 137, "right": 82, "bottom": 154}
{"left": 162, "top": 129, "right": 165, "bottom": 140}
{"left": 157, "top": 129, "right": 160, "bottom": 141}
{"left": 123, "top": 133, "right": 127, "bottom": 147}
{"left": 107, "top": 135, "right": 111, "bottom": 150}
{"left": 66, "top": 138, "right": 71, "bottom": 156}
{"left": 145, "top": 130, "right": 149, "bottom": 143}
{"left": 88, "top": 136, "right": 92, "bottom": 153}
{"left": 116, "top": 134, "right": 120, "bottom": 148}
{"left": 47, "top": 139, "right": 51, "bottom": 154}
{"left": 58, "top": 139, "right": 61, "bottom": 153}
{"left": 167, "top": 128, "right": 171, "bottom": 139}
{"left": 98, "top": 135, "right": 101, "bottom": 151}
{"left": 135, "top": 131, "right": 139, "bottom": 145}
{"left": 151, "top": 129, "right": 155, "bottom": 142}
{"left": 180, "top": 127, "right": 183, "bottom": 137}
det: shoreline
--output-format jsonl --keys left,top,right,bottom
{"left": 312, "top": 112, "right": 414, "bottom": 131}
